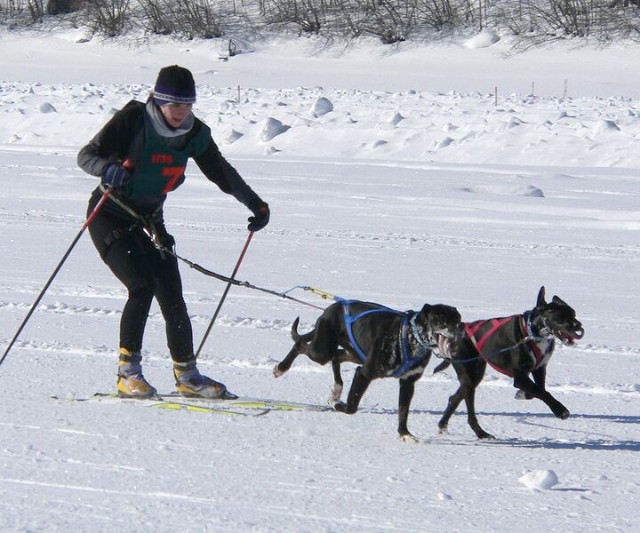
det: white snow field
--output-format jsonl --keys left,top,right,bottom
{"left": 0, "top": 30, "right": 639, "bottom": 532}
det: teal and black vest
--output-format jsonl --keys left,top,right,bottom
{"left": 125, "top": 111, "right": 210, "bottom": 210}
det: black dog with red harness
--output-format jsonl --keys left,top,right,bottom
{"left": 434, "top": 286, "right": 584, "bottom": 439}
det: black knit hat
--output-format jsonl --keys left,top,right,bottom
{"left": 153, "top": 65, "right": 196, "bottom": 105}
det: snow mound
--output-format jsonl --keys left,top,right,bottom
{"left": 260, "top": 117, "right": 290, "bottom": 141}
{"left": 519, "top": 470, "right": 559, "bottom": 490}
{"left": 524, "top": 185, "right": 544, "bottom": 197}
{"left": 225, "top": 129, "right": 244, "bottom": 144}
{"left": 462, "top": 32, "right": 500, "bottom": 49}
{"left": 39, "top": 102, "right": 57, "bottom": 113}
{"left": 592, "top": 119, "right": 621, "bottom": 136}
{"left": 389, "top": 112, "right": 404, "bottom": 126}
{"left": 311, "top": 96, "right": 334, "bottom": 117}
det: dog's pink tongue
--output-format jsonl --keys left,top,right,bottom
{"left": 437, "top": 336, "right": 452, "bottom": 358}
{"left": 560, "top": 328, "right": 584, "bottom": 346}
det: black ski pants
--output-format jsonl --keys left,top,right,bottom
{"left": 87, "top": 195, "right": 193, "bottom": 363}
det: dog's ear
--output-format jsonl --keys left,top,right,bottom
{"left": 551, "top": 295, "right": 568, "bottom": 307}
{"left": 420, "top": 303, "right": 432, "bottom": 316}
{"left": 536, "top": 286, "right": 547, "bottom": 307}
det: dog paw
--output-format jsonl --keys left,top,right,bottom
{"left": 272, "top": 365, "right": 284, "bottom": 378}
{"left": 552, "top": 404, "right": 570, "bottom": 419}
{"left": 399, "top": 433, "right": 421, "bottom": 444}
{"left": 478, "top": 432, "right": 496, "bottom": 440}
{"left": 333, "top": 401, "right": 346, "bottom": 412}
{"left": 438, "top": 426, "right": 449, "bottom": 435}
{"left": 329, "top": 383, "right": 343, "bottom": 404}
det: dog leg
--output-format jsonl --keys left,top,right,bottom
{"left": 438, "top": 385, "right": 493, "bottom": 439}
{"left": 329, "top": 348, "right": 361, "bottom": 404}
{"left": 334, "top": 366, "right": 371, "bottom": 415}
{"left": 398, "top": 376, "right": 420, "bottom": 442}
{"left": 438, "top": 387, "right": 463, "bottom": 435}
{"left": 273, "top": 340, "right": 306, "bottom": 377}
{"left": 274, "top": 318, "right": 314, "bottom": 377}
{"left": 461, "top": 361, "right": 494, "bottom": 439}
{"left": 329, "top": 359, "right": 344, "bottom": 404}
{"left": 513, "top": 374, "right": 569, "bottom": 419}
{"left": 275, "top": 313, "right": 342, "bottom": 377}
{"left": 461, "top": 385, "right": 494, "bottom": 440}
{"left": 515, "top": 367, "right": 545, "bottom": 400}
{"left": 531, "top": 366, "right": 546, "bottom": 397}
{"left": 439, "top": 360, "right": 493, "bottom": 439}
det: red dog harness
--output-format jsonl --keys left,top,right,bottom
{"left": 464, "top": 315, "right": 546, "bottom": 377}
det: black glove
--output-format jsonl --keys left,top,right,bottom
{"left": 153, "top": 223, "right": 175, "bottom": 253}
{"left": 102, "top": 163, "right": 133, "bottom": 188}
{"left": 248, "top": 202, "right": 270, "bottom": 232}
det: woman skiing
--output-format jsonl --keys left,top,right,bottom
{"left": 78, "top": 65, "right": 270, "bottom": 399}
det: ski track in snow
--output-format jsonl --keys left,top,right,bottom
{"left": 4, "top": 334, "right": 639, "bottom": 402}
{"left": 3, "top": 296, "right": 639, "bottom": 360}
{"left": 3, "top": 204, "right": 639, "bottom": 258}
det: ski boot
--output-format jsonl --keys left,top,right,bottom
{"left": 173, "top": 360, "right": 232, "bottom": 399}
{"left": 117, "top": 348, "right": 157, "bottom": 399}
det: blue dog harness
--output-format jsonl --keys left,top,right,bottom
{"left": 339, "top": 299, "right": 433, "bottom": 378}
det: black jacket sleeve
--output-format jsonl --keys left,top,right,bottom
{"left": 193, "top": 138, "right": 263, "bottom": 211}
{"left": 77, "top": 101, "right": 144, "bottom": 177}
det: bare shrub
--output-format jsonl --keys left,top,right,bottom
{"left": 27, "top": 0, "right": 44, "bottom": 21}
{"left": 415, "top": 0, "right": 458, "bottom": 31}
{"left": 46, "top": 0, "right": 84, "bottom": 15}
{"left": 137, "top": 0, "right": 174, "bottom": 35}
{"left": 261, "top": 0, "right": 325, "bottom": 35}
{"left": 173, "top": 0, "right": 223, "bottom": 39}
{"left": 85, "top": 0, "right": 131, "bottom": 37}
{"left": 2, "top": 0, "right": 639, "bottom": 49}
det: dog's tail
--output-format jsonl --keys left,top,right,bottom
{"left": 291, "top": 317, "right": 315, "bottom": 343}
{"left": 291, "top": 317, "right": 302, "bottom": 341}
{"left": 433, "top": 360, "right": 451, "bottom": 374}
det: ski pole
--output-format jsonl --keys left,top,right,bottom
{"left": 195, "top": 231, "right": 254, "bottom": 357}
{"left": 0, "top": 186, "right": 113, "bottom": 368}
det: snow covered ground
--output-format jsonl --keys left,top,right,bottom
{"left": 0, "top": 30, "right": 639, "bottom": 532}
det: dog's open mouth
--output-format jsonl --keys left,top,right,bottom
{"left": 436, "top": 334, "right": 456, "bottom": 359}
{"left": 555, "top": 327, "right": 584, "bottom": 346}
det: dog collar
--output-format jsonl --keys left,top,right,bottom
{"left": 392, "top": 312, "right": 432, "bottom": 378}
{"left": 521, "top": 310, "right": 545, "bottom": 342}
{"left": 409, "top": 312, "right": 432, "bottom": 351}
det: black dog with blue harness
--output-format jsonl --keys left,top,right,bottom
{"left": 274, "top": 298, "right": 464, "bottom": 441}
{"left": 340, "top": 299, "right": 434, "bottom": 378}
